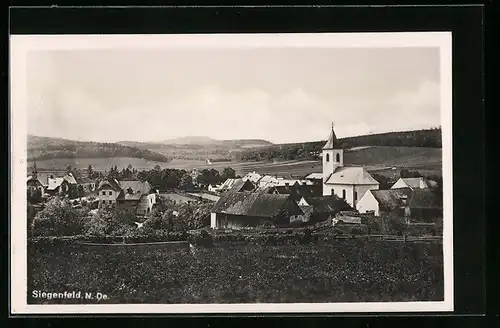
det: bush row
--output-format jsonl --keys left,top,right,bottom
{"left": 28, "top": 231, "right": 188, "bottom": 247}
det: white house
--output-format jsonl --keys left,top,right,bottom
{"left": 391, "top": 177, "right": 430, "bottom": 190}
{"left": 319, "top": 124, "right": 380, "bottom": 208}
{"left": 356, "top": 188, "right": 411, "bottom": 216}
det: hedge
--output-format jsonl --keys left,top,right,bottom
{"left": 28, "top": 232, "right": 188, "bottom": 247}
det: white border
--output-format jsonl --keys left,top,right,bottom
{"left": 10, "top": 32, "right": 453, "bottom": 314}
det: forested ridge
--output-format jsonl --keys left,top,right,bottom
{"left": 237, "top": 128, "right": 442, "bottom": 161}
{"left": 28, "top": 135, "right": 171, "bottom": 162}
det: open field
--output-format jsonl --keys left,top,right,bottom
{"left": 28, "top": 146, "right": 442, "bottom": 178}
{"left": 28, "top": 240, "right": 443, "bottom": 304}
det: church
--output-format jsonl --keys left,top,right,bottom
{"left": 316, "top": 124, "right": 380, "bottom": 208}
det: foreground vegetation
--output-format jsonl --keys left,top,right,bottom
{"left": 27, "top": 239, "right": 443, "bottom": 304}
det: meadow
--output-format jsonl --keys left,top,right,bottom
{"left": 28, "top": 146, "right": 442, "bottom": 178}
{"left": 27, "top": 240, "right": 444, "bottom": 304}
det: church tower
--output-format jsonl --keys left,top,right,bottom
{"left": 322, "top": 123, "right": 344, "bottom": 181}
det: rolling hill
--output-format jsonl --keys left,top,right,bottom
{"left": 27, "top": 135, "right": 171, "bottom": 163}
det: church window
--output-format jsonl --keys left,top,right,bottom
{"left": 342, "top": 189, "right": 346, "bottom": 199}
{"left": 331, "top": 189, "right": 335, "bottom": 196}
{"left": 354, "top": 191, "right": 358, "bottom": 201}
{"left": 326, "top": 153, "right": 330, "bottom": 162}
{"left": 336, "top": 153, "right": 340, "bottom": 162}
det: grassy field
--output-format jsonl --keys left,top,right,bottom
{"left": 28, "top": 146, "right": 442, "bottom": 178}
{"left": 28, "top": 240, "right": 443, "bottom": 304}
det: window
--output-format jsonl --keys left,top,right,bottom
{"left": 336, "top": 153, "right": 340, "bottom": 162}
{"left": 108, "top": 191, "right": 112, "bottom": 196}
{"left": 326, "top": 153, "right": 330, "bottom": 162}
{"left": 354, "top": 191, "right": 358, "bottom": 201}
{"left": 342, "top": 189, "right": 346, "bottom": 199}
{"left": 102, "top": 191, "right": 105, "bottom": 196}
{"left": 331, "top": 189, "right": 335, "bottom": 196}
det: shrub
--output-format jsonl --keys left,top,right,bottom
{"left": 32, "top": 197, "right": 87, "bottom": 236}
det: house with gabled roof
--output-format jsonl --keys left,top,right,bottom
{"left": 356, "top": 187, "right": 442, "bottom": 221}
{"left": 242, "top": 171, "right": 262, "bottom": 184}
{"left": 210, "top": 180, "right": 303, "bottom": 229}
{"left": 96, "top": 179, "right": 158, "bottom": 216}
{"left": 356, "top": 187, "right": 412, "bottom": 217}
{"left": 391, "top": 177, "right": 431, "bottom": 190}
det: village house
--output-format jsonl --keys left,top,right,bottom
{"left": 26, "top": 175, "right": 46, "bottom": 198}
{"left": 391, "top": 177, "right": 431, "bottom": 190}
{"left": 356, "top": 187, "right": 442, "bottom": 222}
{"left": 97, "top": 179, "right": 158, "bottom": 216}
{"left": 210, "top": 180, "right": 303, "bottom": 229}
{"left": 257, "top": 175, "right": 280, "bottom": 188}
{"left": 307, "top": 124, "right": 380, "bottom": 208}
{"left": 305, "top": 173, "right": 323, "bottom": 185}
{"left": 356, "top": 187, "right": 412, "bottom": 217}
{"left": 242, "top": 171, "right": 262, "bottom": 184}
{"left": 209, "top": 178, "right": 244, "bottom": 193}
{"left": 267, "top": 183, "right": 323, "bottom": 201}
{"left": 297, "top": 195, "right": 353, "bottom": 223}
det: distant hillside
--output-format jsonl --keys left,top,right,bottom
{"left": 28, "top": 135, "right": 171, "bottom": 162}
{"left": 161, "top": 136, "right": 217, "bottom": 145}
{"left": 237, "top": 128, "right": 442, "bottom": 161}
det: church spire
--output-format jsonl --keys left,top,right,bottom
{"left": 322, "top": 122, "right": 338, "bottom": 150}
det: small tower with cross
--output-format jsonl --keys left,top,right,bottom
{"left": 322, "top": 122, "right": 344, "bottom": 181}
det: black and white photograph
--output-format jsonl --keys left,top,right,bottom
{"left": 10, "top": 32, "right": 453, "bottom": 313}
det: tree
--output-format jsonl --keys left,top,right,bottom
{"left": 221, "top": 167, "right": 236, "bottom": 180}
{"left": 179, "top": 174, "right": 194, "bottom": 191}
{"left": 87, "top": 165, "right": 94, "bottom": 178}
{"left": 32, "top": 197, "right": 86, "bottom": 236}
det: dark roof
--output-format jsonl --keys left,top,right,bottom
{"left": 371, "top": 188, "right": 412, "bottom": 209}
{"left": 408, "top": 189, "right": 442, "bottom": 209}
{"left": 212, "top": 190, "right": 302, "bottom": 218}
{"left": 302, "top": 196, "right": 352, "bottom": 213}
{"left": 97, "top": 179, "right": 122, "bottom": 192}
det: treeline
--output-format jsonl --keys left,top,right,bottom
{"left": 27, "top": 136, "right": 171, "bottom": 163}
{"left": 236, "top": 128, "right": 442, "bottom": 162}
{"left": 102, "top": 165, "right": 237, "bottom": 190}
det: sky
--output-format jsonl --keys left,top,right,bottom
{"left": 26, "top": 46, "right": 441, "bottom": 144}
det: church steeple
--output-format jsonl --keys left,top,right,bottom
{"left": 322, "top": 122, "right": 344, "bottom": 183}
{"left": 322, "top": 122, "right": 339, "bottom": 150}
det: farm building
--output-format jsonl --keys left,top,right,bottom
{"left": 356, "top": 187, "right": 412, "bottom": 217}
{"left": 297, "top": 195, "right": 353, "bottom": 222}
{"left": 210, "top": 178, "right": 244, "bottom": 193}
{"left": 242, "top": 171, "right": 262, "bottom": 184}
{"left": 306, "top": 125, "right": 380, "bottom": 208}
{"left": 391, "top": 177, "right": 431, "bottom": 190}
{"left": 97, "top": 179, "right": 158, "bottom": 216}
{"left": 333, "top": 211, "right": 363, "bottom": 225}
{"left": 210, "top": 180, "right": 303, "bottom": 229}
{"left": 356, "top": 187, "right": 442, "bottom": 221}
{"left": 405, "top": 189, "right": 443, "bottom": 222}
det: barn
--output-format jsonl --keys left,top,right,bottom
{"left": 210, "top": 181, "right": 303, "bottom": 229}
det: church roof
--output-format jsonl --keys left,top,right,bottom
{"left": 324, "top": 166, "right": 380, "bottom": 185}
{"left": 322, "top": 126, "right": 339, "bottom": 150}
